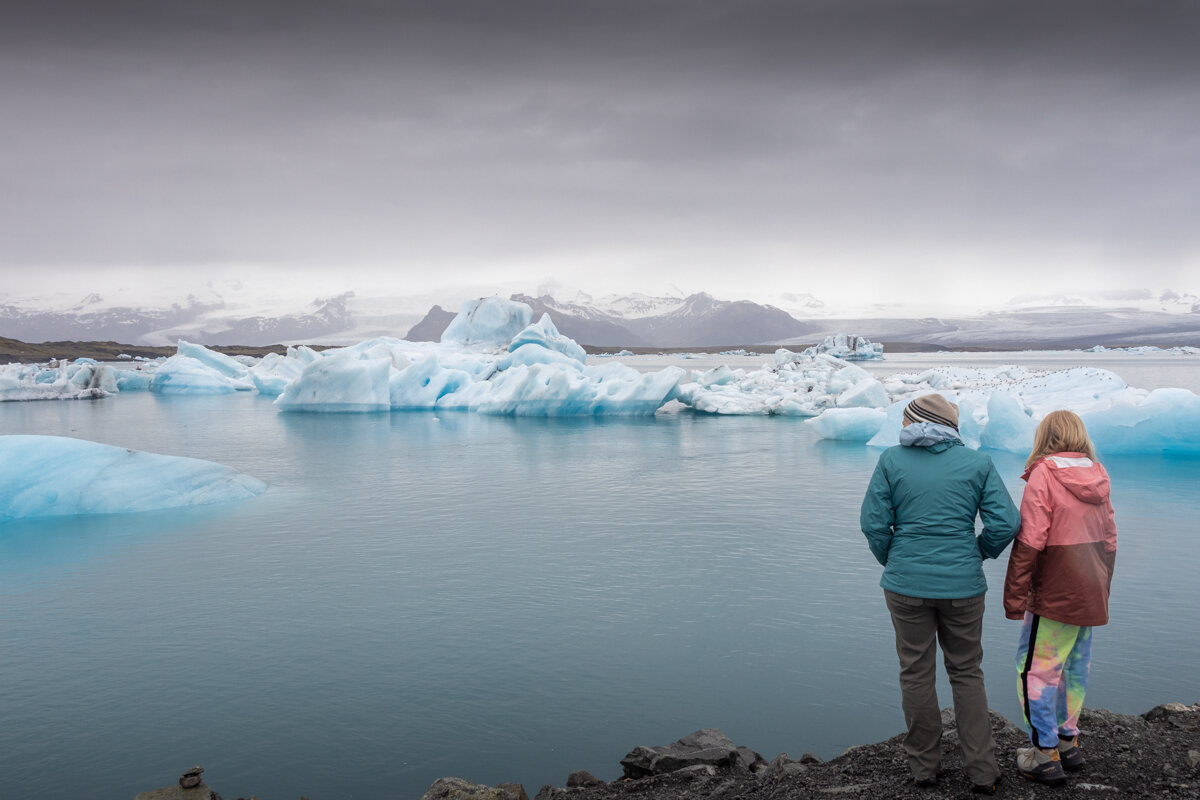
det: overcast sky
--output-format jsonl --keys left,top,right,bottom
{"left": 2, "top": 0, "right": 1198, "bottom": 311}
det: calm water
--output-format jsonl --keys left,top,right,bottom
{"left": 2, "top": 356, "right": 1198, "bottom": 800}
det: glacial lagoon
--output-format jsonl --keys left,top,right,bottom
{"left": 1, "top": 352, "right": 1198, "bottom": 799}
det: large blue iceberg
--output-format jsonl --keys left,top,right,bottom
{"left": 0, "top": 435, "right": 267, "bottom": 522}
{"left": 210, "top": 298, "right": 683, "bottom": 416}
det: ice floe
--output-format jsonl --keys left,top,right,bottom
{"left": 804, "top": 334, "right": 883, "bottom": 360}
{"left": 0, "top": 435, "right": 267, "bottom": 522}
{"left": 0, "top": 359, "right": 119, "bottom": 401}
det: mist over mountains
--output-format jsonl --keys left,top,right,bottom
{"left": 1, "top": 286, "right": 1198, "bottom": 350}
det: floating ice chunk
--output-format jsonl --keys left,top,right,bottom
{"left": 176, "top": 340, "right": 250, "bottom": 379}
{"left": 0, "top": 435, "right": 266, "bottom": 522}
{"left": 389, "top": 354, "right": 474, "bottom": 408}
{"left": 441, "top": 297, "right": 533, "bottom": 348}
{"left": 508, "top": 314, "right": 586, "bottom": 363}
{"left": 247, "top": 351, "right": 306, "bottom": 397}
{"left": 774, "top": 348, "right": 799, "bottom": 368}
{"left": 114, "top": 368, "right": 154, "bottom": 393}
{"left": 692, "top": 365, "right": 742, "bottom": 388}
{"left": 837, "top": 376, "right": 889, "bottom": 408}
{"left": 443, "top": 360, "right": 683, "bottom": 416}
{"left": 804, "top": 334, "right": 884, "bottom": 360}
{"left": 979, "top": 393, "right": 1036, "bottom": 453}
{"left": 1083, "top": 388, "right": 1200, "bottom": 454}
{"left": 275, "top": 353, "right": 393, "bottom": 412}
{"left": 866, "top": 401, "right": 906, "bottom": 448}
{"left": 150, "top": 355, "right": 248, "bottom": 394}
{"left": 806, "top": 408, "right": 887, "bottom": 441}
{"left": 0, "top": 361, "right": 112, "bottom": 401}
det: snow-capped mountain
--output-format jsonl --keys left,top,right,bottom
{"left": 413, "top": 292, "right": 817, "bottom": 347}
{"left": 2, "top": 283, "right": 1198, "bottom": 349}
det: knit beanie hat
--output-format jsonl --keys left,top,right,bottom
{"left": 903, "top": 393, "right": 960, "bottom": 430}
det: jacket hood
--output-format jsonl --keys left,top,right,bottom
{"left": 899, "top": 421, "right": 962, "bottom": 450}
{"left": 1023, "top": 452, "right": 1111, "bottom": 504}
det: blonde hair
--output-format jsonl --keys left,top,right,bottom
{"left": 1026, "top": 410, "right": 1097, "bottom": 470}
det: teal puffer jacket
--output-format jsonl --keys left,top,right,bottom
{"left": 860, "top": 424, "right": 1020, "bottom": 599}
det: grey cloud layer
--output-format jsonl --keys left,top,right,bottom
{"left": 2, "top": 1, "right": 1198, "bottom": 285}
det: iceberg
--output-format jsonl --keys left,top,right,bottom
{"left": 804, "top": 408, "right": 887, "bottom": 441}
{"left": 0, "top": 435, "right": 267, "bottom": 522}
{"left": 804, "top": 334, "right": 884, "bottom": 360}
{"left": 677, "top": 350, "right": 888, "bottom": 416}
{"left": 263, "top": 300, "right": 683, "bottom": 416}
{"left": 2, "top": 298, "right": 1196, "bottom": 451}
{"left": 441, "top": 297, "right": 533, "bottom": 347}
{"left": 0, "top": 359, "right": 117, "bottom": 401}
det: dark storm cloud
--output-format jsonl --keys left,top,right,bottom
{"left": 2, "top": 0, "right": 1198, "bottom": 293}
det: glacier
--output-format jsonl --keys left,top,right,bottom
{"left": 1, "top": 296, "right": 1197, "bottom": 453}
{"left": 0, "top": 435, "right": 267, "bottom": 522}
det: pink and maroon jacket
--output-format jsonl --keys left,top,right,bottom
{"left": 1003, "top": 452, "right": 1118, "bottom": 627}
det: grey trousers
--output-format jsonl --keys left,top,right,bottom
{"left": 884, "top": 589, "right": 1000, "bottom": 785}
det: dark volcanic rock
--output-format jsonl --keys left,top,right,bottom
{"left": 532, "top": 705, "right": 1200, "bottom": 800}
{"left": 567, "top": 770, "right": 603, "bottom": 787}
{"left": 619, "top": 728, "right": 767, "bottom": 779}
{"left": 179, "top": 766, "right": 205, "bottom": 788}
{"left": 421, "top": 777, "right": 529, "bottom": 800}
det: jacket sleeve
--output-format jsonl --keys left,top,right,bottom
{"left": 1003, "top": 467, "right": 1051, "bottom": 619}
{"left": 1003, "top": 539, "right": 1039, "bottom": 619}
{"left": 977, "top": 461, "right": 1020, "bottom": 559}
{"left": 860, "top": 458, "right": 895, "bottom": 566}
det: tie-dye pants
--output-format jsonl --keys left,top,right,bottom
{"left": 1015, "top": 611, "right": 1093, "bottom": 748}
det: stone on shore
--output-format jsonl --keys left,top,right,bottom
{"left": 134, "top": 788, "right": 218, "bottom": 800}
{"left": 619, "top": 728, "right": 766, "bottom": 779}
{"left": 566, "top": 770, "right": 603, "bottom": 787}
{"left": 135, "top": 766, "right": 221, "bottom": 800}
{"left": 421, "top": 776, "right": 528, "bottom": 800}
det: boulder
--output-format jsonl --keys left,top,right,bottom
{"left": 1142, "top": 702, "right": 1200, "bottom": 729}
{"left": 764, "top": 754, "right": 808, "bottom": 777}
{"left": 421, "top": 777, "right": 527, "bottom": 800}
{"left": 565, "top": 770, "right": 602, "bottom": 787}
{"left": 135, "top": 766, "right": 221, "bottom": 800}
{"left": 619, "top": 728, "right": 766, "bottom": 779}
{"left": 134, "top": 789, "right": 218, "bottom": 800}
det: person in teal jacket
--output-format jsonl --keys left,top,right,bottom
{"left": 860, "top": 393, "right": 1020, "bottom": 795}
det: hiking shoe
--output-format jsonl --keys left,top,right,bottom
{"left": 1057, "top": 736, "right": 1085, "bottom": 771}
{"left": 1017, "top": 747, "right": 1068, "bottom": 786}
{"left": 972, "top": 774, "right": 1002, "bottom": 794}
{"left": 913, "top": 775, "right": 938, "bottom": 788}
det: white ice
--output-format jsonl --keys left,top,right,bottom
{"left": 271, "top": 302, "right": 684, "bottom": 416}
{"left": 806, "top": 363, "right": 1200, "bottom": 455}
{"left": 0, "top": 435, "right": 267, "bottom": 522}
{"left": 804, "top": 334, "right": 884, "bottom": 360}
{"left": 0, "top": 359, "right": 118, "bottom": 401}
{"left": 3, "top": 306, "right": 1197, "bottom": 452}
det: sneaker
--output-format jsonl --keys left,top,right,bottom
{"left": 971, "top": 774, "right": 1002, "bottom": 794}
{"left": 1017, "top": 747, "right": 1068, "bottom": 786}
{"left": 1057, "top": 736, "right": 1085, "bottom": 771}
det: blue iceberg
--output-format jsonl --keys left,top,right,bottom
{"left": 0, "top": 435, "right": 267, "bottom": 522}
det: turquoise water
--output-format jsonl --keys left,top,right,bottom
{"left": 2, "top": 385, "right": 1198, "bottom": 799}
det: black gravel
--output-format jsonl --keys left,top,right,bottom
{"left": 531, "top": 704, "right": 1200, "bottom": 800}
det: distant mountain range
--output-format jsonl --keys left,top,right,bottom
{"left": 406, "top": 291, "right": 1200, "bottom": 349}
{"left": 2, "top": 286, "right": 1198, "bottom": 350}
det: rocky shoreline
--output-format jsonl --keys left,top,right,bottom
{"left": 137, "top": 703, "right": 1199, "bottom": 800}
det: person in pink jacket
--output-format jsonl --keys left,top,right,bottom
{"left": 1003, "top": 410, "right": 1117, "bottom": 786}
